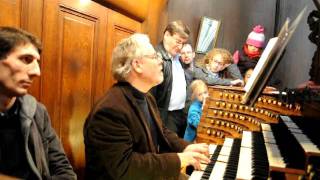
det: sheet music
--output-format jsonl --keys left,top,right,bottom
{"left": 241, "top": 7, "right": 306, "bottom": 105}
{"left": 244, "top": 37, "right": 279, "bottom": 92}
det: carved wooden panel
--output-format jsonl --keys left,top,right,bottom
{"left": 41, "top": 0, "right": 108, "bottom": 177}
{"left": 0, "top": 0, "right": 22, "bottom": 27}
{"left": 105, "top": 10, "right": 142, "bottom": 90}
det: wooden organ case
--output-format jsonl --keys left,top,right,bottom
{"left": 190, "top": 86, "right": 320, "bottom": 180}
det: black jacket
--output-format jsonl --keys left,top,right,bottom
{"left": 152, "top": 42, "right": 191, "bottom": 123}
{"left": 0, "top": 95, "right": 76, "bottom": 180}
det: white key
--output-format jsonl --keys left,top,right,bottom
{"left": 219, "top": 146, "right": 232, "bottom": 156}
{"left": 241, "top": 131, "right": 252, "bottom": 148}
{"left": 189, "top": 170, "right": 204, "bottom": 180}
{"left": 262, "top": 131, "right": 275, "bottom": 140}
{"left": 265, "top": 143, "right": 286, "bottom": 168}
{"left": 223, "top": 138, "right": 234, "bottom": 147}
{"left": 281, "top": 115, "right": 291, "bottom": 122}
{"left": 217, "top": 154, "right": 229, "bottom": 163}
{"left": 209, "top": 162, "right": 227, "bottom": 180}
{"left": 292, "top": 133, "right": 320, "bottom": 154}
{"left": 282, "top": 116, "right": 320, "bottom": 154}
{"left": 236, "top": 147, "right": 252, "bottom": 180}
{"left": 209, "top": 144, "right": 217, "bottom": 155}
{"left": 283, "top": 120, "right": 299, "bottom": 129}
{"left": 290, "top": 128, "right": 303, "bottom": 134}
{"left": 261, "top": 123, "right": 272, "bottom": 131}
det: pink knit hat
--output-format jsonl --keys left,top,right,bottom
{"left": 246, "top": 25, "right": 265, "bottom": 48}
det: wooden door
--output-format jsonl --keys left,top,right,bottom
{"left": 41, "top": 0, "right": 108, "bottom": 177}
{"left": 104, "top": 10, "right": 142, "bottom": 90}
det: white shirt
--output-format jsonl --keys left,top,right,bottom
{"left": 168, "top": 56, "right": 187, "bottom": 111}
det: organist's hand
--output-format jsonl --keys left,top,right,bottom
{"left": 177, "top": 151, "right": 210, "bottom": 170}
{"left": 183, "top": 143, "right": 209, "bottom": 157}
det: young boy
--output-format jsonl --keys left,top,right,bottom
{"left": 233, "top": 25, "right": 266, "bottom": 75}
{"left": 194, "top": 48, "right": 244, "bottom": 86}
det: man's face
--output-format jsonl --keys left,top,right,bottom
{"left": 139, "top": 43, "right": 164, "bottom": 87}
{"left": 163, "top": 32, "right": 187, "bottom": 57}
{"left": 0, "top": 43, "right": 41, "bottom": 97}
{"left": 180, "top": 44, "right": 195, "bottom": 64}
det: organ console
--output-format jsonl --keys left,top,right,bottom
{"left": 191, "top": 85, "right": 320, "bottom": 180}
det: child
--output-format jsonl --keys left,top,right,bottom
{"left": 194, "top": 48, "right": 244, "bottom": 86}
{"left": 233, "top": 25, "right": 266, "bottom": 75}
{"left": 244, "top": 68, "right": 254, "bottom": 84}
{"left": 184, "top": 80, "right": 208, "bottom": 142}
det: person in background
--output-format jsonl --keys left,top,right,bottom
{"left": 233, "top": 25, "right": 266, "bottom": 75}
{"left": 194, "top": 48, "right": 244, "bottom": 86}
{"left": 0, "top": 27, "right": 76, "bottom": 180}
{"left": 184, "top": 80, "right": 208, "bottom": 142}
{"left": 180, "top": 43, "right": 195, "bottom": 76}
{"left": 244, "top": 68, "right": 254, "bottom": 84}
{"left": 152, "top": 20, "right": 190, "bottom": 138}
{"left": 180, "top": 43, "right": 196, "bottom": 114}
{"left": 84, "top": 33, "right": 209, "bottom": 180}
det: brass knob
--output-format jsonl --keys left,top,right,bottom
{"left": 215, "top": 102, "right": 220, "bottom": 107}
{"left": 230, "top": 94, "right": 234, "bottom": 99}
{"left": 233, "top": 104, "right": 238, "bottom": 109}
{"left": 206, "top": 129, "right": 211, "bottom": 135}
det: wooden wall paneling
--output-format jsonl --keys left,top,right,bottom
{"left": 141, "top": 0, "right": 167, "bottom": 45}
{"left": 21, "top": 0, "right": 44, "bottom": 100}
{"left": 104, "top": 9, "right": 142, "bottom": 90}
{"left": 41, "top": 0, "right": 108, "bottom": 177}
{"left": 94, "top": 0, "right": 149, "bottom": 21}
{"left": 0, "top": 0, "right": 22, "bottom": 27}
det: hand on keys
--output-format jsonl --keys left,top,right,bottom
{"left": 178, "top": 143, "right": 210, "bottom": 170}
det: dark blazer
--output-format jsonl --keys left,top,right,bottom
{"left": 84, "top": 82, "right": 189, "bottom": 180}
{"left": 9, "top": 95, "right": 76, "bottom": 180}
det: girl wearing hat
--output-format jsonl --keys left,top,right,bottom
{"left": 233, "top": 25, "right": 266, "bottom": 76}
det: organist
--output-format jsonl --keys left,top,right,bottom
{"left": 84, "top": 34, "right": 210, "bottom": 180}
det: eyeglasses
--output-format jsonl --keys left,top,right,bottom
{"left": 142, "top": 53, "right": 162, "bottom": 60}
{"left": 212, "top": 59, "right": 225, "bottom": 67}
{"left": 171, "top": 34, "right": 187, "bottom": 46}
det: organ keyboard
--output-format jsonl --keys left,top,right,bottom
{"left": 191, "top": 86, "right": 319, "bottom": 179}
{"left": 190, "top": 116, "right": 320, "bottom": 179}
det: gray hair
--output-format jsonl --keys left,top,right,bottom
{"left": 111, "top": 33, "right": 150, "bottom": 81}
